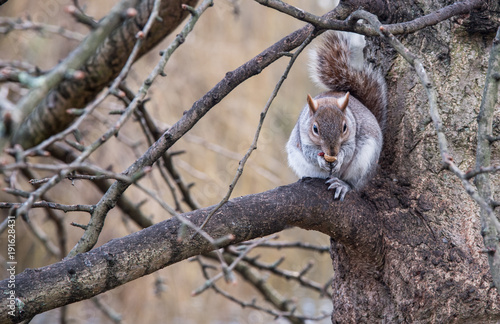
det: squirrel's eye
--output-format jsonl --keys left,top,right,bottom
{"left": 312, "top": 123, "right": 319, "bottom": 135}
{"left": 342, "top": 121, "right": 347, "bottom": 133}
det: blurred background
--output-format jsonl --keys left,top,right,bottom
{"left": 0, "top": 0, "right": 340, "bottom": 323}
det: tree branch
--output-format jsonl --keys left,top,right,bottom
{"left": 0, "top": 179, "right": 379, "bottom": 323}
{"left": 255, "top": 0, "right": 484, "bottom": 36}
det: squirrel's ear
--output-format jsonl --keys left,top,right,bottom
{"left": 337, "top": 92, "right": 350, "bottom": 111}
{"left": 307, "top": 94, "right": 319, "bottom": 113}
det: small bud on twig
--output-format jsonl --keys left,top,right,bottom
{"left": 65, "top": 5, "right": 77, "bottom": 14}
{"left": 126, "top": 8, "right": 137, "bottom": 18}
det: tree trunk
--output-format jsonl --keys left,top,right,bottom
{"left": 327, "top": 0, "right": 500, "bottom": 322}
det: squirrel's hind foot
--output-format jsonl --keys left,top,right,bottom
{"left": 326, "top": 177, "right": 351, "bottom": 201}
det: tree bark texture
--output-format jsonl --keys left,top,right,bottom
{"left": 10, "top": 0, "right": 199, "bottom": 149}
{"left": 332, "top": 0, "right": 500, "bottom": 323}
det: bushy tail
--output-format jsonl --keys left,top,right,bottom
{"left": 310, "top": 32, "right": 387, "bottom": 129}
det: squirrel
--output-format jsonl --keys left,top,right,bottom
{"left": 286, "top": 31, "right": 387, "bottom": 201}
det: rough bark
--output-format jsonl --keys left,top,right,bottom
{"left": 330, "top": 0, "right": 500, "bottom": 322}
{"left": 10, "top": 0, "right": 199, "bottom": 149}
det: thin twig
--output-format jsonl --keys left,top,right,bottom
{"left": 465, "top": 165, "right": 500, "bottom": 180}
{"left": 192, "top": 237, "right": 270, "bottom": 296}
{"left": 226, "top": 246, "right": 333, "bottom": 298}
{"left": 22, "top": 216, "right": 61, "bottom": 258}
{"left": 195, "top": 256, "right": 328, "bottom": 323}
{"left": 0, "top": 17, "right": 86, "bottom": 41}
{"left": 209, "top": 251, "right": 305, "bottom": 324}
{"left": 0, "top": 201, "right": 94, "bottom": 212}
{"left": 7, "top": 0, "right": 160, "bottom": 249}
{"left": 91, "top": 297, "right": 122, "bottom": 324}
{"left": 238, "top": 239, "right": 330, "bottom": 253}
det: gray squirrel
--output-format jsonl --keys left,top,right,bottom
{"left": 286, "top": 32, "right": 387, "bottom": 201}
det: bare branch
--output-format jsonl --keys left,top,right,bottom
{"left": 464, "top": 165, "right": 500, "bottom": 179}
{"left": 0, "top": 201, "right": 94, "bottom": 213}
{"left": 255, "top": 0, "right": 483, "bottom": 36}
{"left": 197, "top": 254, "right": 323, "bottom": 324}
{"left": 47, "top": 143, "right": 154, "bottom": 229}
{"left": 0, "top": 17, "right": 86, "bottom": 41}
{"left": 238, "top": 239, "right": 330, "bottom": 253}
{"left": 19, "top": 0, "right": 161, "bottom": 159}
{"left": 226, "top": 247, "right": 332, "bottom": 298}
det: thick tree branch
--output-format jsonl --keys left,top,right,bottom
{"left": 0, "top": 179, "right": 379, "bottom": 323}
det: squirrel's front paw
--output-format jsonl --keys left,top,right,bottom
{"left": 325, "top": 177, "right": 351, "bottom": 201}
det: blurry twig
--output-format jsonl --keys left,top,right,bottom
{"left": 22, "top": 216, "right": 61, "bottom": 258}
{"left": 0, "top": 60, "right": 43, "bottom": 83}
{"left": 91, "top": 297, "right": 122, "bottom": 324}
{"left": 464, "top": 165, "right": 500, "bottom": 180}
{"left": 179, "top": 132, "right": 283, "bottom": 185}
{"left": 192, "top": 237, "right": 270, "bottom": 296}
{"left": 66, "top": 3, "right": 99, "bottom": 29}
{"left": 474, "top": 26, "right": 500, "bottom": 288}
{"left": 206, "top": 251, "right": 305, "bottom": 324}
{"left": 196, "top": 256, "right": 329, "bottom": 323}
{"left": 0, "top": 17, "right": 86, "bottom": 41}
{"left": 226, "top": 246, "right": 332, "bottom": 298}
{"left": 238, "top": 239, "right": 330, "bottom": 253}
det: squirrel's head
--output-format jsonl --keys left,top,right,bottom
{"left": 307, "top": 92, "right": 350, "bottom": 161}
